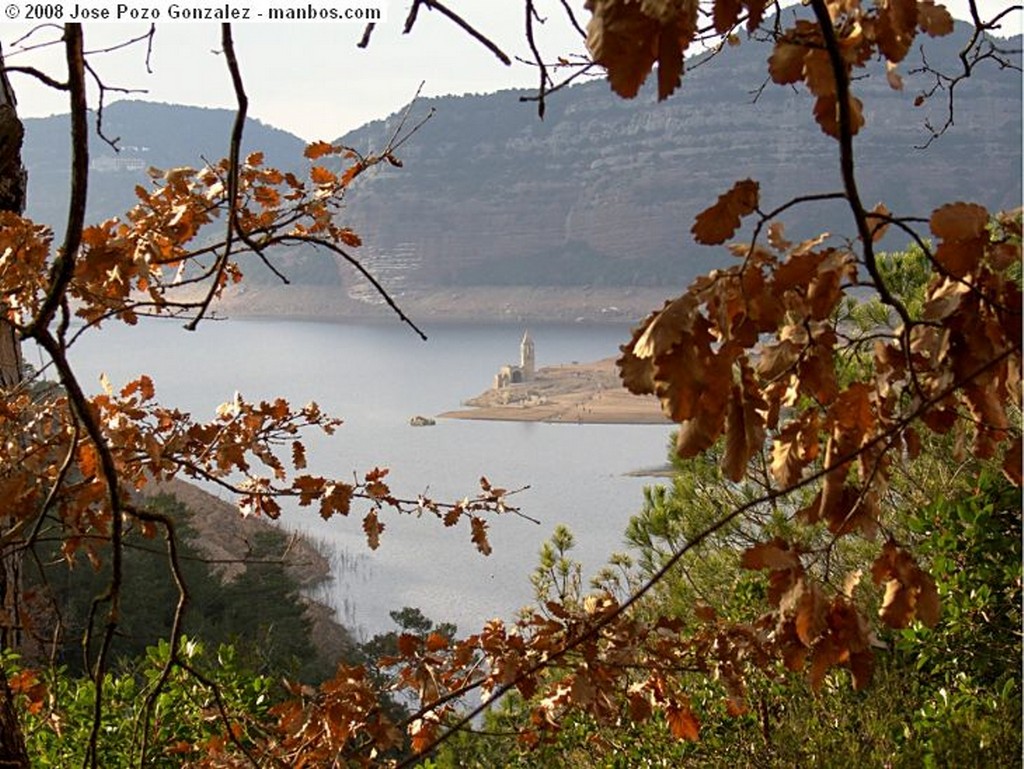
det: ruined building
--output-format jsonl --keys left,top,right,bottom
{"left": 494, "top": 330, "right": 535, "bottom": 389}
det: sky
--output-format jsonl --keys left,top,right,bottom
{"left": 1, "top": 1, "right": 1008, "bottom": 141}
{"left": 3, "top": 2, "right": 590, "bottom": 140}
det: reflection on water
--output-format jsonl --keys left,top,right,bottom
{"left": 64, "top": 318, "right": 674, "bottom": 637}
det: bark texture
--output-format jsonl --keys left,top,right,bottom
{"left": 0, "top": 40, "right": 31, "bottom": 769}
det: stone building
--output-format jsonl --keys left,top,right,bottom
{"left": 494, "top": 330, "right": 535, "bottom": 389}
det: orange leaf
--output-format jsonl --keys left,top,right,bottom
{"left": 848, "top": 650, "right": 874, "bottom": 691}
{"left": 813, "top": 93, "right": 865, "bottom": 138}
{"left": 917, "top": 0, "right": 954, "bottom": 37}
{"left": 665, "top": 702, "right": 700, "bottom": 741}
{"left": 362, "top": 510, "right": 384, "bottom": 550}
{"left": 425, "top": 632, "right": 448, "bottom": 652}
{"left": 309, "top": 166, "right": 336, "bottom": 185}
{"left": 304, "top": 140, "right": 335, "bottom": 159}
{"left": 740, "top": 541, "right": 800, "bottom": 571}
{"left": 713, "top": 0, "right": 741, "bottom": 33}
{"left": 866, "top": 203, "right": 892, "bottom": 242}
{"left": 691, "top": 179, "right": 760, "bottom": 245}
{"left": 397, "top": 633, "right": 420, "bottom": 656}
{"left": 470, "top": 516, "right": 492, "bottom": 556}
{"left": 930, "top": 202, "right": 989, "bottom": 241}
{"left": 721, "top": 376, "right": 766, "bottom": 482}
{"left": 768, "top": 41, "right": 806, "bottom": 85}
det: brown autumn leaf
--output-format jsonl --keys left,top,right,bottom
{"left": 934, "top": 242, "right": 986, "bottom": 279}
{"left": 471, "top": 516, "right": 493, "bottom": 556}
{"left": 808, "top": 637, "right": 841, "bottom": 692}
{"left": 874, "top": 0, "right": 918, "bottom": 64}
{"left": 930, "top": 201, "right": 989, "bottom": 241}
{"left": 309, "top": 166, "right": 336, "bottom": 185}
{"left": 740, "top": 540, "right": 801, "bottom": 571}
{"left": 721, "top": 370, "right": 767, "bottom": 482}
{"left": 676, "top": 405, "right": 727, "bottom": 458}
{"left": 712, "top": 0, "right": 741, "bottom": 33}
{"left": 304, "top": 140, "right": 335, "bottom": 159}
{"left": 790, "top": 580, "right": 827, "bottom": 647}
{"left": 813, "top": 93, "right": 865, "bottom": 138}
{"left": 320, "top": 482, "right": 353, "bottom": 519}
{"left": 768, "top": 40, "right": 806, "bottom": 85}
{"left": 886, "top": 61, "right": 904, "bottom": 90}
{"left": 848, "top": 650, "right": 875, "bottom": 691}
{"left": 872, "top": 542, "right": 940, "bottom": 628}
{"left": 585, "top": 0, "right": 660, "bottom": 99}
{"left": 362, "top": 510, "right": 384, "bottom": 550}
{"left": 425, "top": 632, "right": 449, "bottom": 652}
{"left": 291, "top": 441, "right": 307, "bottom": 470}
{"left": 866, "top": 202, "right": 892, "bottom": 242}
{"left": 665, "top": 701, "right": 700, "bottom": 741}
{"left": 771, "top": 413, "right": 820, "bottom": 488}
{"left": 585, "top": 0, "right": 699, "bottom": 101}
{"left": 802, "top": 49, "right": 836, "bottom": 97}
{"left": 691, "top": 179, "right": 760, "bottom": 245}
{"left": 409, "top": 718, "right": 437, "bottom": 755}
{"left": 917, "top": 0, "right": 955, "bottom": 37}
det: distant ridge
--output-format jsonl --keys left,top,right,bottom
{"left": 18, "top": 21, "right": 1021, "bottom": 319}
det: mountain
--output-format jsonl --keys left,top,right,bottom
{"left": 23, "top": 100, "right": 305, "bottom": 226}
{"left": 20, "top": 102, "right": 340, "bottom": 288}
{"left": 17, "top": 22, "right": 1022, "bottom": 320}
{"left": 334, "top": 22, "right": 1020, "bottom": 298}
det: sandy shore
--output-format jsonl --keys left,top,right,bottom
{"left": 439, "top": 358, "right": 670, "bottom": 425}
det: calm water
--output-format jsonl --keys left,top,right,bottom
{"left": 59, "top": 318, "right": 673, "bottom": 638}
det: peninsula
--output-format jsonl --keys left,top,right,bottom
{"left": 440, "top": 356, "right": 669, "bottom": 425}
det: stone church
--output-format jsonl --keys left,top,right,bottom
{"left": 493, "top": 330, "right": 535, "bottom": 389}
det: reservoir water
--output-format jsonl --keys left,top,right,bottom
{"left": 61, "top": 317, "right": 674, "bottom": 639}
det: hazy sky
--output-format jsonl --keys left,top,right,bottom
{"left": 1, "top": 1, "right": 1006, "bottom": 141}
{"left": 3, "top": 3, "right": 588, "bottom": 140}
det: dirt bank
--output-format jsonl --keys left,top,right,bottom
{"left": 439, "top": 357, "right": 670, "bottom": 425}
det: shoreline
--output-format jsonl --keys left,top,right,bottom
{"left": 200, "top": 284, "right": 670, "bottom": 326}
{"left": 439, "top": 358, "right": 671, "bottom": 426}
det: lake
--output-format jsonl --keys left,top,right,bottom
{"left": 59, "top": 317, "right": 674, "bottom": 639}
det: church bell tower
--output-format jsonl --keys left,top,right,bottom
{"left": 520, "top": 330, "right": 535, "bottom": 381}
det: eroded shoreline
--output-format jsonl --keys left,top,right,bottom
{"left": 439, "top": 358, "right": 670, "bottom": 425}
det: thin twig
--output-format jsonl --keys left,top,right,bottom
{"left": 185, "top": 24, "right": 247, "bottom": 331}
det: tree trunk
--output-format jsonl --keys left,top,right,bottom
{"left": 0, "top": 43, "right": 25, "bottom": 389}
{"left": 0, "top": 40, "right": 32, "bottom": 769}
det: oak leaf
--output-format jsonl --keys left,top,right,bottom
{"left": 362, "top": 510, "right": 384, "bottom": 550}
{"left": 874, "top": 0, "right": 918, "bottom": 63}
{"left": 304, "top": 140, "right": 335, "bottom": 159}
{"left": 740, "top": 541, "right": 800, "bottom": 571}
{"left": 768, "top": 41, "right": 806, "bottom": 85}
{"left": 470, "top": 516, "right": 492, "bottom": 556}
{"left": 665, "top": 702, "right": 700, "bottom": 741}
{"left": 813, "top": 93, "right": 865, "bottom": 138}
{"left": 917, "top": 0, "right": 954, "bottom": 37}
{"left": 586, "top": 0, "right": 698, "bottom": 100}
{"left": 309, "top": 166, "right": 336, "bottom": 185}
{"left": 930, "top": 202, "right": 989, "bottom": 241}
{"left": 712, "top": 0, "right": 741, "bottom": 33}
{"left": 691, "top": 179, "right": 760, "bottom": 245}
{"left": 721, "top": 371, "right": 766, "bottom": 481}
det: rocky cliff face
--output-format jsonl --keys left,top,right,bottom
{"left": 336, "top": 21, "right": 1020, "bottom": 297}
{"left": 18, "top": 21, "right": 1022, "bottom": 316}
